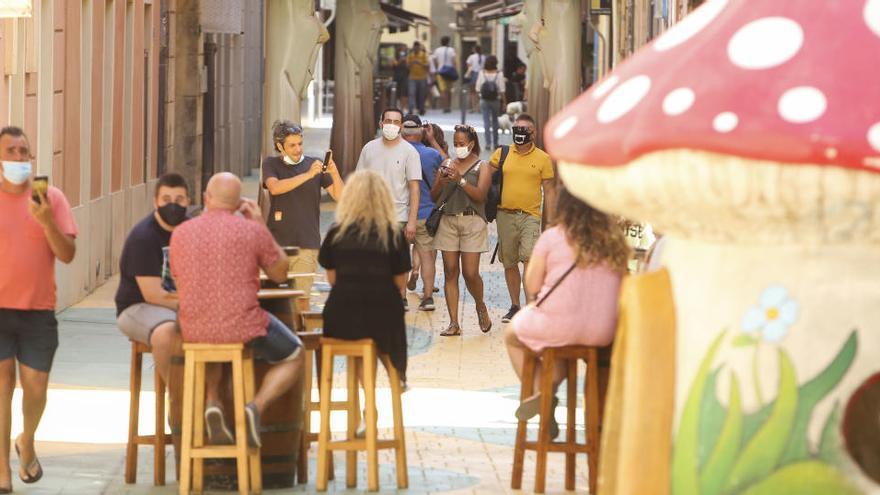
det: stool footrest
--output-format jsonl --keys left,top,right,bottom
{"left": 308, "top": 400, "right": 348, "bottom": 412}
{"left": 134, "top": 435, "right": 169, "bottom": 446}
{"left": 522, "top": 440, "right": 590, "bottom": 453}
{"left": 327, "top": 439, "right": 399, "bottom": 451}
{"left": 190, "top": 445, "right": 258, "bottom": 458}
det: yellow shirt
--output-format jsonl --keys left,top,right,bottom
{"left": 489, "top": 144, "right": 555, "bottom": 218}
{"left": 407, "top": 52, "right": 429, "bottom": 80}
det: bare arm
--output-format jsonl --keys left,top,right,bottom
{"left": 458, "top": 161, "right": 491, "bottom": 203}
{"left": 30, "top": 192, "right": 75, "bottom": 264}
{"left": 523, "top": 251, "right": 547, "bottom": 304}
{"left": 405, "top": 180, "right": 419, "bottom": 241}
{"left": 135, "top": 276, "right": 179, "bottom": 310}
{"left": 265, "top": 161, "right": 324, "bottom": 196}
{"left": 324, "top": 159, "right": 345, "bottom": 201}
{"left": 542, "top": 179, "right": 557, "bottom": 227}
{"left": 239, "top": 197, "right": 288, "bottom": 283}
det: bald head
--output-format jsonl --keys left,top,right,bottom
{"left": 204, "top": 172, "right": 242, "bottom": 211}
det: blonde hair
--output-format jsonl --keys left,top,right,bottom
{"left": 334, "top": 170, "right": 400, "bottom": 251}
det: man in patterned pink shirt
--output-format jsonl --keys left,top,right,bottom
{"left": 170, "top": 172, "right": 303, "bottom": 447}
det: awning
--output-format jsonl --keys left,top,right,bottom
{"left": 474, "top": 1, "right": 524, "bottom": 21}
{"left": 380, "top": 3, "right": 431, "bottom": 29}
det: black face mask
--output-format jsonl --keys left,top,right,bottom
{"left": 513, "top": 127, "right": 533, "bottom": 145}
{"left": 157, "top": 203, "right": 188, "bottom": 227}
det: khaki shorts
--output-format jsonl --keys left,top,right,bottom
{"left": 496, "top": 210, "right": 541, "bottom": 268}
{"left": 288, "top": 248, "right": 319, "bottom": 294}
{"left": 117, "top": 303, "right": 177, "bottom": 344}
{"left": 414, "top": 220, "right": 435, "bottom": 252}
{"left": 433, "top": 214, "right": 489, "bottom": 253}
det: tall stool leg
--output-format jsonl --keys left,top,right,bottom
{"left": 345, "top": 356, "right": 359, "bottom": 488}
{"left": 565, "top": 358, "right": 577, "bottom": 491}
{"left": 231, "top": 355, "right": 250, "bottom": 495}
{"left": 511, "top": 351, "right": 536, "bottom": 489}
{"left": 155, "top": 366, "right": 167, "bottom": 486}
{"left": 316, "top": 346, "right": 334, "bottom": 491}
{"left": 126, "top": 343, "right": 142, "bottom": 484}
{"left": 297, "top": 349, "right": 313, "bottom": 484}
{"left": 179, "top": 350, "right": 196, "bottom": 495}
{"left": 363, "top": 347, "right": 379, "bottom": 492}
{"left": 243, "top": 355, "right": 261, "bottom": 494}
{"left": 192, "top": 362, "right": 206, "bottom": 494}
{"left": 586, "top": 349, "right": 601, "bottom": 495}
{"left": 534, "top": 349, "right": 557, "bottom": 494}
{"left": 382, "top": 356, "right": 408, "bottom": 489}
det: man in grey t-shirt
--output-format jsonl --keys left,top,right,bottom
{"left": 355, "top": 107, "right": 421, "bottom": 242}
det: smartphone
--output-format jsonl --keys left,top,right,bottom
{"left": 32, "top": 176, "right": 48, "bottom": 204}
{"left": 323, "top": 150, "right": 332, "bottom": 172}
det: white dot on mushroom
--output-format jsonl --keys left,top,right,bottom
{"left": 552, "top": 115, "right": 579, "bottom": 140}
{"left": 662, "top": 88, "right": 696, "bottom": 116}
{"left": 866, "top": 0, "right": 880, "bottom": 37}
{"left": 591, "top": 75, "right": 620, "bottom": 100}
{"left": 868, "top": 122, "right": 880, "bottom": 153}
{"left": 713, "top": 112, "right": 738, "bottom": 133}
{"left": 728, "top": 17, "right": 804, "bottom": 70}
{"left": 778, "top": 86, "right": 827, "bottom": 124}
{"left": 653, "top": 0, "right": 728, "bottom": 52}
{"left": 596, "top": 75, "right": 652, "bottom": 124}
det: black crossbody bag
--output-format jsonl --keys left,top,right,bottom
{"left": 425, "top": 160, "right": 481, "bottom": 237}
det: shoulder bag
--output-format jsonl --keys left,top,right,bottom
{"left": 535, "top": 261, "right": 578, "bottom": 308}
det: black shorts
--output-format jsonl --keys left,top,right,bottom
{"left": 0, "top": 309, "right": 59, "bottom": 372}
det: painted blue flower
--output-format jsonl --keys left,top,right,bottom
{"left": 740, "top": 286, "right": 799, "bottom": 343}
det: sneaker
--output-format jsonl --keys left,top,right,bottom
{"left": 419, "top": 297, "right": 435, "bottom": 311}
{"left": 403, "top": 297, "right": 409, "bottom": 311}
{"left": 406, "top": 273, "right": 418, "bottom": 291}
{"left": 205, "top": 405, "right": 234, "bottom": 445}
{"left": 502, "top": 305, "right": 521, "bottom": 323}
{"left": 244, "top": 402, "right": 262, "bottom": 448}
{"left": 433, "top": 287, "right": 440, "bottom": 293}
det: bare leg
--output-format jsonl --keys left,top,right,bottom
{"left": 204, "top": 363, "right": 224, "bottom": 405}
{"left": 149, "top": 322, "right": 180, "bottom": 384}
{"left": 441, "top": 251, "right": 461, "bottom": 327}
{"left": 17, "top": 363, "right": 50, "bottom": 479}
{"left": 418, "top": 248, "right": 437, "bottom": 299}
{"left": 504, "top": 326, "right": 528, "bottom": 381}
{"left": 409, "top": 246, "right": 420, "bottom": 289}
{"left": 504, "top": 264, "right": 523, "bottom": 308}
{"left": 0, "top": 359, "right": 15, "bottom": 488}
{"left": 252, "top": 352, "right": 304, "bottom": 414}
{"left": 461, "top": 253, "right": 485, "bottom": 304}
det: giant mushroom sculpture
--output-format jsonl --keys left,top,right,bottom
{"left": 545, "top": 1, "right": 880, "bottom": 493}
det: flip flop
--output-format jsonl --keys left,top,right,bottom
{"left": 439, "top": 324, "right": 461, "bottom": 337}
{"left": 15, "top": 440, "right": 43, "bottom": 484}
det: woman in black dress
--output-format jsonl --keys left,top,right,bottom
{"left": 318, "top": 170, "right": 411, "bottom": 382}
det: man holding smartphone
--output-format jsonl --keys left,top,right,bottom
{"left": 262, "top": 120, "right": 344, "bottom": 294}
{"left": 0, "top": 126, "right": 77, "bottom": 489}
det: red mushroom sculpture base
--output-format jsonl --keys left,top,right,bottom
{"left": 545, "top": 1, "right": 880, "bottom": 494}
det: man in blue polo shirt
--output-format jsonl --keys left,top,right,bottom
{"left": 401, "top": 114, "right": 443, "bottom": 311}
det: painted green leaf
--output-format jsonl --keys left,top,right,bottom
{"left": 672, "top": 331, "right": 727, "bottom": 495}
{"left": 731, "top": 334, "right": 758, "bottom": 347}
{"left": 739, "top": 460, "right": 859, "bottom": 495}
{"left": 698, "top": 368, "right": 726, "bottom": 469}
{"left": 724, "top": 350, "right": 798, "bottom": 494}
{"left": 780, "top": 330, "right": 857, "bottom": 464}
{"left": 699, "top": 373, "right": 743, "bottom": 495}
{"left": 818, "top": 401, "right": 842, "bottom": 466}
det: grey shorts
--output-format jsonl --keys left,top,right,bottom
{"left": 117, "top": 303, "right": 178, "bottom": 344}
{"left": 0, "top": 309, "right": 59, "bottom": 372}
{"left": 249, "top": 313, "right": 303, "bottom": 364}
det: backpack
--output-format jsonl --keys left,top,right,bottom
{"left": 485, "top": 145, "right": 510, "bottom": 223}
{"left": 480, "top": 73, "right": 499, "bottom": 101}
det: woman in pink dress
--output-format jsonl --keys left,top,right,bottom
{"left": 504, "top": 188, "right": 630, "bottom": 434}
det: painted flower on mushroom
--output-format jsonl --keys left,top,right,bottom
{"left": 740, "top": 286, "right": 799, "bottom": 343}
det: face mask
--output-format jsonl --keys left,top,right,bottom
{"left": 512, "top": 129, "right": 533, "bottom": 146}
{"left": 157, "top": 203, "right": 188, "bottom": 227}
{"left": 382, "top": 124, "right": 401, "bottom": 141}
{"left": 1, "top": 161, "right": 32, "bottom": 185}
{"left": 282, "top": 153, "right": 305, "bottom": 165}
{"left": 454, "top": 146, "right": 471, "bottom": 160}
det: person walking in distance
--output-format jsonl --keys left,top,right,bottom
{"left": 392, "top": 47, "right": 409, "bottom": 111}
{"left": 431, "top": 36, "right": 457, "bottom": 113}
{"left": 262, "top": 121, "right": 344, "bottom": 295}
{"left": 489, "top": 114, "right": 557, "bottom": 323}
{"left": 476, "top": 55, "right": 506, "bottom": 151}
{"left": 464, "top": 46, "right": 485, "bottom": 113}
{"left": 0, "top": 126, "right": 78, "bottom": 490}
{"left": 400, "top": 114, "right": 443, "bottom": 310}
{"left": 406, "top": 42, "right": 429, "bottom": 116}
{"left": 430, "top": 125, "right": 493, "bottom": 336}
{"left": 355, "top": 108, "right": 421, "bottom": 308}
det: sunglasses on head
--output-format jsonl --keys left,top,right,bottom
{"left": 286, "top": 125, "right": 303, "bottom": 134}
{"left": 454, "top": 124, "right": 475, "bottom": 132}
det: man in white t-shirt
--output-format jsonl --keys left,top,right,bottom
{"left": 431, "top": 36, "right": 457, "bottom": 113}
{"left": 465, "top": 46, "right": 485, "bottom": 113}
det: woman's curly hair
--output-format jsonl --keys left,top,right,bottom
{"left": 554, "top": 187, "right": 631, "bottom": 274}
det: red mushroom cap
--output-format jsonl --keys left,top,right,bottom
{"left": 545, "top": 0, "right": 880, "bottom": 172}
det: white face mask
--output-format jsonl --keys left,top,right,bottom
{"left": 454, "top": 146, "right": 471, "bottom": 160}
{"left": 382, "top": 124, "right": 401, "bottom": 141}
{"left": 282, "top": 153, "right": 305, "bottom": 165}
{"left": 1, "top": 161, "right": 32, "bottom": 185}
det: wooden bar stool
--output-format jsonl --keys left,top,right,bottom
{"left": 179, "top": 343, "right": 261, "bottom": 495}
{"left": 512, "top": 345, "right": 605, "bottom": 494}
{"left": 315, "top": 338, "right": 407, "bottom": 492}
{"left": 126, "top": 340, "right": 169, "bottom": 485}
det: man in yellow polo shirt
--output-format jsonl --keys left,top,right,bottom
{"left": 489, "top": 114, "right": 557, "bottom": 322}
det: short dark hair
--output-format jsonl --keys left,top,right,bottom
{"left": 484, "top": 55, "right": 498, "bottom": 71}
{"left": 453, "top": 124, "right": 480, "bottom": 156}
{"left": 473, "top": 46, "right": 482, "bottom": 54}
{"left": 272, "top": 120, "right": 303, "bottom": 149}
{"left": 155, "top": 172, "right": 188, "bottom": 197}
{"left": 515, "top": 113, "right": 537, "bottom": 127}
{"left": 0, "top": 126, "right": 26, "bottom": 141}
{"left": 380, "top": 107, "right": 404, "bottom": 122}
{"left": 440, "top": 36, "right": 450, "bottom": 46}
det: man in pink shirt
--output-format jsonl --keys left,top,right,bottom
{"left": 0, "top": 126, "right": 77, "bottom": 490}
{"left": 170, "top": 172, "right": 303, "bottom": 447}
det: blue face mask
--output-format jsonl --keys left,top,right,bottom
{"left": 1, "top": 161, "right": 32, "bottom": 185}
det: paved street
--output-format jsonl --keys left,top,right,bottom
{"left": 10, "top": 112, "right": 592, "bottom": 494}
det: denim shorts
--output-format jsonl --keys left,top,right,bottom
{"left": 0, "top": 309, "right": 59, "bottom": 372}
{"left": 249, "top": 313, "right": 303, "bottom": 364}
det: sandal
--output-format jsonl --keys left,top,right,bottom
{"left": 439, "top": 323, "right": 461, "bottom": 337}
{"left": 14, "top": 437, "right": 43, "bottom": 484}
{"left": 477, "top": 304, "right": 492, "bottom": 333}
